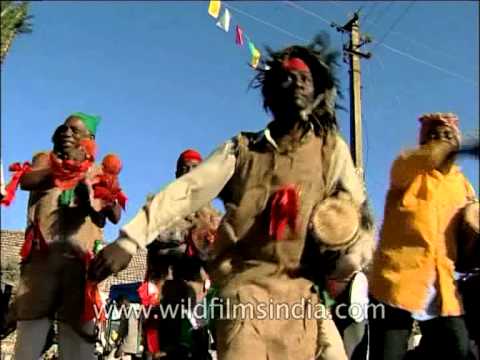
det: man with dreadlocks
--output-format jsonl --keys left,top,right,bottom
{"left": 90, "top": 34, "right": 375, "bottom": 360}
{"left": 3, "top": 113, "right": 124, "bottom": 360}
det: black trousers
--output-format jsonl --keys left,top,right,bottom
{"left": 369, "top": 300, "right": 471, "bottom": 360}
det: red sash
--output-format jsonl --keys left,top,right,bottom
{"left": 1, "top": 162, "right": 32, "bottom": 207}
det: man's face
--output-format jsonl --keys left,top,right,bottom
{"left": 423, "top": 124, "right": 459, "bottom": 148}
{"left": 52, "top": 117, "right": 91, "bottom": 153}
{"left": 270, "top": 68, "right": 315, "bottom": 120}
{"left": 176, "top": 159, "right": 201, "bottom": 178}
{"left": 288, "top": 69, "right": 315, "bottom": 110}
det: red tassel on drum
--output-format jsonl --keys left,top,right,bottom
{"left": 269, "top": 184, "right": 299, "bottom": 241}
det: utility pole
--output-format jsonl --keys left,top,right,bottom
{"left": 332, "top": 12, "right": 371, "bottom": 177}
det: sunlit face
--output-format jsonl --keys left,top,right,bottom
{"left": 52, "top": 116, "right": 92, "bottom": 153}
{"left": 288, "top": 69, "right": 315, "bottom": 109}
{"left": 269, "top": 67, "right": 315, "bottom": 122}
{"left": 176, "top": 159, "right": 201, "bottom": 178}
{"left": 423, "top": 124, "right": 459, "bottom": 148}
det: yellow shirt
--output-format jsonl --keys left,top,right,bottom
{"left": 369, "top": 146, "right": 476, "bottom": 316}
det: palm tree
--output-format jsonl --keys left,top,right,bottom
{"left": 0, "top": 2, "right": 31, "bottom": 197}
{"left": 1, "top": 1, "right": 32, "bottom": 64}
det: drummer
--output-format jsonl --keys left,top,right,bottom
{"left": 90, "top": 34, "right": 375, "bottom": 360}
{"left": 368, "top": 113, "right": 478, "bottom": 360}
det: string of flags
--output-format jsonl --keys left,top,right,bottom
{"left": 208, "top": 0, "right": 262, "bottom": 69}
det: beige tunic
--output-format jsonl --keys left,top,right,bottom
{"left": 12, "top": 152, "right": 104, "bottom": 326}
{"left": 117, "top": 129, "right": 372, "bottom": 280}
{"left": 114, "top": 127, "right": 372, "bottom": 360}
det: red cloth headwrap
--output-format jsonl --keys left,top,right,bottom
{"left": 178, "top": 149, "right": 202, "bottom": 164}
{"left": 282, "top": 57, "right": 310, "bottom": 73}
{"left": 418, "top": 112, "right": 461, "bottom": 144}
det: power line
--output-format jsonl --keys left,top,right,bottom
{"left": 283, "top": 1, "right": 331, "bottom": 25}
{"left": 224, "top": 2, "right": 308, "bottom": 42}
{"left": 367, "top": 2, "right": 394, "bottom": 29}
{"left": 386, "top": 29, "right": 459, "bottom": 61}
{"left": 326, "top": 2, "right": 462, "bottom": 63}
{"left": 327, "top": 1, "right": 349, "bottom": 10}
{"left": 363, "top": 7, "right": 457, "bottom": 61}
{"left": 362, "top": 2, "right": 380, "bottom": 24}
{"left": 224, "top": 2, "right": 477, "bottom": 86}
{"left": 282, "top": 1, "right": 477, "bottom": 86}
{"left": 372, "top": 2, "right": 414, "bottom": 50}
{"left": 378, "top": 42, "right": 477, "bottom": 86}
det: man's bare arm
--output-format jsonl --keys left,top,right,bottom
{"left": 20, "top": 152, "right": 53, "bottom": 191}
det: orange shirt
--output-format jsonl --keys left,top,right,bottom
{"left": 369, "top": 146, "right": 476, "bottom": 316}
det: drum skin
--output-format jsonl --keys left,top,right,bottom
{"left": 310, "top": 195, "right": 360, "bottom": 252}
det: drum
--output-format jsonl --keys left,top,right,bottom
{"left": 332, "top": 271, "right": 369, "bottom": 327}
{"left": 331, "top": 272, "right": 370, "bottom": 360}
{"left": 457, "top": 202, "right": 479, "bottom": 272}
{"left": 310, "top": 195, "right": 361, "bottom": 253}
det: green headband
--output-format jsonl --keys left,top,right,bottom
{"left": 71, "top": 112, "right": 101, "bottom": 136}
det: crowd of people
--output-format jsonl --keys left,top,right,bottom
{"left": 0, "top": 33, "right": 478, "bottom": 360}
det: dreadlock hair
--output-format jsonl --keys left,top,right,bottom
{"left": 251, "top": 32, "right": 343, "bottom": 136}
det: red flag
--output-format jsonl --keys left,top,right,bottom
{"left": 235, "top": 25, "right": 244, "bottom": 46}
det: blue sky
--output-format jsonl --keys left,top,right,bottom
{"left": 1, "top": 1, "right": 478, "bottom": 241}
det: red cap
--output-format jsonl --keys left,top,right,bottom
{"left": 282, "top": 57, "right": 310, "bottom": 73}
{"left": 178, "top": 149, "right": 202, "bottom": 163}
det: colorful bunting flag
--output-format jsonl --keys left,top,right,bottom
{"left": 216, "top": 8, "right": 231, "bottom": 32}
{"left": 208, "top": 0, "right": 221, "bottom": 19}
{"left": 248, "top": 41, "right": 255, "bottom": 54}
{"left": 235, "top": 25, "right": 244, "bottom": 46}
{"left": 250, "top": 47, "right": 261, "bottom": 69}
{"left": 207, "top": 4, "right": 261, "bottom": 69}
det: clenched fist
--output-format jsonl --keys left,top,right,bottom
{"left": 88, "top": 242, "right": 133, "bottom": 282}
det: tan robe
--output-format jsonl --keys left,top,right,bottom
{"left": 117, "top": 128, "right": 373, "bottom": 360}
{"left": 11, "top": 152, "right": 104, "bottom": 329}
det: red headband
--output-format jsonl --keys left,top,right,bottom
{"left": 282, "top": 57, "right": 310, "bottom": 73}
{"left": 179, "top": 149, "right": 202, "bottom": 163}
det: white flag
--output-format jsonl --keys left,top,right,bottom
{"left": 216, "top": 8, "right": 231, "bottom": 32}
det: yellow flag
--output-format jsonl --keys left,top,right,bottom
{"left": 251, "top": 47, "right": 261, "bottom": 68}
{"left": 208, "top": 0, "right": 221, "bottom": 19}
